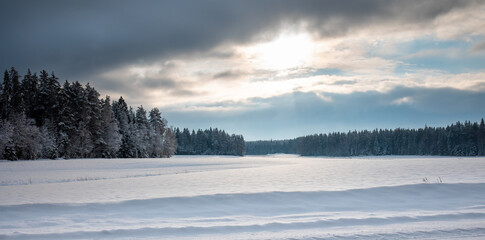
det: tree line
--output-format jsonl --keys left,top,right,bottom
{"left": 175, "top": 128, "right": 245, "bottom": 156}
{"left": 0, "top": 67, "right": 177, "bottom": 160}
{"left": 5, "top": 67, "right": 485, "bottom": 160}
{"left": 246, "top": 120, "right": 485, "bottom": 156}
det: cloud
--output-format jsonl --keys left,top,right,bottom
{"left": 0, "top": 0, "right": 476, "bottom": 80}
{"left": 139, "top": 78, "right": 178, "bottom": 89}
{"left": 0, "top": 0, "right": 273, "bottom": 79}
{"left": 403, "top": 48, "right": 463, "bottom": 59}
{"left": 295, "top": 0, "right": 472, "bottom": 38}
{"left": 212, "top": 70, "right": 247, "bottom": 80}
{"left": 470, "top": 41, "right": 485, "bottom": 53}
{"left": 315, "top": 92, "right": 333, "bottom": 102}
{"left": 165, "top": 87, "right": 485, "bottom": 140}
{"left": 392, "top": 96, "right": 414, "bottom": 105}
{"left": 331, "top": 80, "right": 357, "bottom": 85}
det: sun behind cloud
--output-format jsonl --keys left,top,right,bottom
{"left": 242, "top": 33, "right": 315, "bottom": 70}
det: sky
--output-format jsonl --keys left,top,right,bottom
{"left": 1, "top": 0, "right": 485, "bottom": 140}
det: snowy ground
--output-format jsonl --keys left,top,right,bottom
{"left": 1, "top": 155, "right": 485, "bottom": 239}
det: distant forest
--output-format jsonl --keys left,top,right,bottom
{"left": 175, "top": 128, "right": 245, "bottom": 156}
{"left": 246, "top": 120, "right": 485, "bottom": 156}
{"left": 0, "top": 67, "right": 177, "bottom": 160}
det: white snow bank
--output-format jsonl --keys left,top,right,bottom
{"left": 2, "top": 156, "right": 485, "bottom": 205}
{"left": 1, "top": 183, "right": 485, "bottom": 239}
{"left": 1, "top": 156, "right": 485, "bottom": 239}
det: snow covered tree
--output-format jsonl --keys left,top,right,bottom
{"left": 10, "top": 68, "right": 22, "bottom": 115}
{"left": 175, "top": 128, "right": 244, "bottom": 156}
{"left": 2, "top": 114, "right": 43, "bottom": 160}
{"left": 39, "top": 121, "right": 58, "bottom": 159}
{"left": 0, "top": 68, "right": 22, "bottom": 120}
{"left": 35, "top": 70, "right": 60, "bottom": 125}
{"left": 162, "top": 127, "right": 177, "bottom": 157}
{"left": 98, "top": 96, "right": 121, "bottom": 158}
{"left": 0, "top": 120, "right": 14, "bottom": 159}
{"left": 1, "top": 70, "right": 12, "bottom": 120}
{"left": 148, "top": 108, "right": 166, "bottom": 157}
{"left": 113, "top": 97, "right": 136, "bottom": 158}
{"left": 85, "top": 84, "right": 102, "bottom": 157}
{"left": 21, "top": 69, "right": 39, "bottom": 120}
{"left": 112, "top": 96, "right": 129, "bottom": 133}
{"left": 175, "top": 128, "right": 194, "bottom": 154}
{"left": 134, "top": 106, "right": 150, "bottom": 158}
{"left": 56, "top": 81, "right": 76, "bottom": 158}
{"left": 0, "top": 68, "right": 225, "bottom": 160}
{"left": 0, "top": 75, "right": 3, "bottom": 119}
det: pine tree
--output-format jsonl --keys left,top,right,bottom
{"left": 98, "top": 96, "right": 121, "bottom": 157}
{"left": 10, "top": 68, "right": 22, "bottom": 115}
{"left": 112, "top": 96, "right": 129, "bottom": 133}
{"left": 148, "top": 108, "right": 165, "bottom": 157}
{"left": 85, "top": 84, "right": 102, "bottom": 157}
{"left": 56, "top": 81, "right": 75, "bottom": 158}
{"left": 479, "top": 119, "right": 485, "bottom": 155}
{"left": 0, "top": 76, "right": 3, "bottom": 119}
{"left": 21, "top": 69, "right": 39, "bottom": 120}
{"left": 39, "top": 122, "right": 58, "bottom": 159}
{"left": 113, "top": 97, "right": 136, "bottom": 158}
{"left": 134, "top": 106, "right": 150, "bottom": 157}
{"left": 36, "top": 70, "right": 60, "bottom": 125}
{"left": 162, "top": 127, "right": 177, "bottom": 157}
{"left": 2, "top": 70, "right": 12, "bottom": 120}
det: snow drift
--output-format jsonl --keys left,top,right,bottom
{"left": 1, "top": 156, "right": 485, "bottom": 239}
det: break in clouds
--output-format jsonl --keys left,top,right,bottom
{"left": 1, "top": 0, "right": 485, "bottom": 139}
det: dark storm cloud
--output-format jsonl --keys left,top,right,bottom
{"left": 140, "top": 78, "right": 179, "bottom": 89}
{"left": 134, "top": 77, "right": 201, "bottom": 97}
{"left": 0, "top": 0, "right": 474, "bottom": 82}
{"left": 165, "top": 87, "right": 485, "bottom": 140}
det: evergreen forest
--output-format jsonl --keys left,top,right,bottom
{"left": 175, "top": 128, "right": 245, "bottom": 156}
{"left": 0, "top": 68, "right": 177, "bottom": 160}
{"left": 246, "top": 120, "right": 485, "bottom": 156}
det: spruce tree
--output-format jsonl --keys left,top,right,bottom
{"left": 148, "top": 108, "right": 165, "bottom": 157}
{"left": 2, "top": 70, "right": 11, "bottom": 120}
{"left": 10, "top": 68, "right": 22, "bottom": 115}
{"left": 98, "top": 96, "right": 121, "bottom": 157}
{"left": 21, "top": 69, "right": 39, "bottom": 120}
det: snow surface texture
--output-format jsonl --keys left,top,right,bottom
{"left": 1, "top": 155, "right": 485, "bottom": 239}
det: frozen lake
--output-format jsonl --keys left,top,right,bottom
{"left": 1, "top": 155, "right": 485, "bottom": 239}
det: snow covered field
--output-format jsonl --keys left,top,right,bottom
{"left": 1, "top": 155, "right": 485, "bottom": 239}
